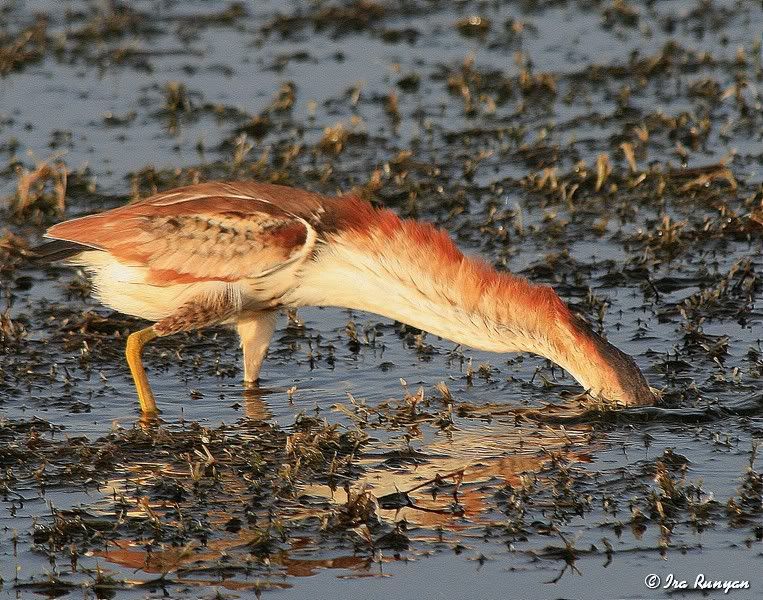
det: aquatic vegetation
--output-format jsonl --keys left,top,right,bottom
{"left": 0, "top": 16, "right": 47, "bottom": 76}
{"left": 8, "top": 157, "right": 68, "bottom": 219}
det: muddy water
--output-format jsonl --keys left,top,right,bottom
{"left": 1, "top": 1, "right": 762, "bottom": 598}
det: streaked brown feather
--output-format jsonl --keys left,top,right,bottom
{"left": 45, "top": 182, "right": 322, "bottom": 286}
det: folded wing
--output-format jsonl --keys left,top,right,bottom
{"left": 44, "top": 182, "right": 320, "bottom": 285}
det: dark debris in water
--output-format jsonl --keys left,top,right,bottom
{"left": 0, "top": 411, "right": 760, "bottom": 595}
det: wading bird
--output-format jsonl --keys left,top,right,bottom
{"left": 38, "top": 181, "right": 655, "bottom": 415}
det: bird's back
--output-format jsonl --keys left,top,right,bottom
{"left": 39, "top": 181, "right": 335, "bottom": 321}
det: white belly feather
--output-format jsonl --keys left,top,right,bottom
{"left": 72, "top": 251, "right": 240, "bottom": 322}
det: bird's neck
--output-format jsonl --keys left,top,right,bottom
{"left": 294, "top": 218, "right": 618, "bottom": 397}
{"left": 301, "top": 237, "right": 528, "bottom": 352}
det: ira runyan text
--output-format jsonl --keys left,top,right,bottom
{"left": 664, "top": 573, "right": 750, "bottom": 594}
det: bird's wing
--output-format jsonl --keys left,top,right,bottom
{"left": 45, "top": 183, "right": 322, "bottom": 285}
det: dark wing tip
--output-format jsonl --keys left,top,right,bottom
{"left": 31, "top": 239, "right": 90, "bottom": 263}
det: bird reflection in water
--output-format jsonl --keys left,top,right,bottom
{"left": 96, "top": 392, "right": 597, "bottom": 587}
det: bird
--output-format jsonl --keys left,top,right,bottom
{"left": 36, "top": 181, "right": 655, "bottom": 415}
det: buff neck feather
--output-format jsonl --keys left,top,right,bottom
{"left": 294, "top": 214, "right": 654, "bottom": 406}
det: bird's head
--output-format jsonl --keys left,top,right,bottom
{"left": 556, "top": 314, "right": 657, "bottom": 408}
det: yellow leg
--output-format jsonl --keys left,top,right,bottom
{"left": 126, "top": 327, "right": 159, "bottom": 415}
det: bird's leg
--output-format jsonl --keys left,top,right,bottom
{"left": 242, "top": 386, "right": 273, "bottom": 421}
{"left": 237, "top": 312, "right": 277, "bottom": 384}
{"left": 129, "top": 296, "right": 237, "bottom": 416}
{"left": 126, "top": 327, "right": 159, "bottom": 415}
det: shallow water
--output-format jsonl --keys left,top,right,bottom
{"left": 1, "top": 0, "right": 762, "bottom": 598}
